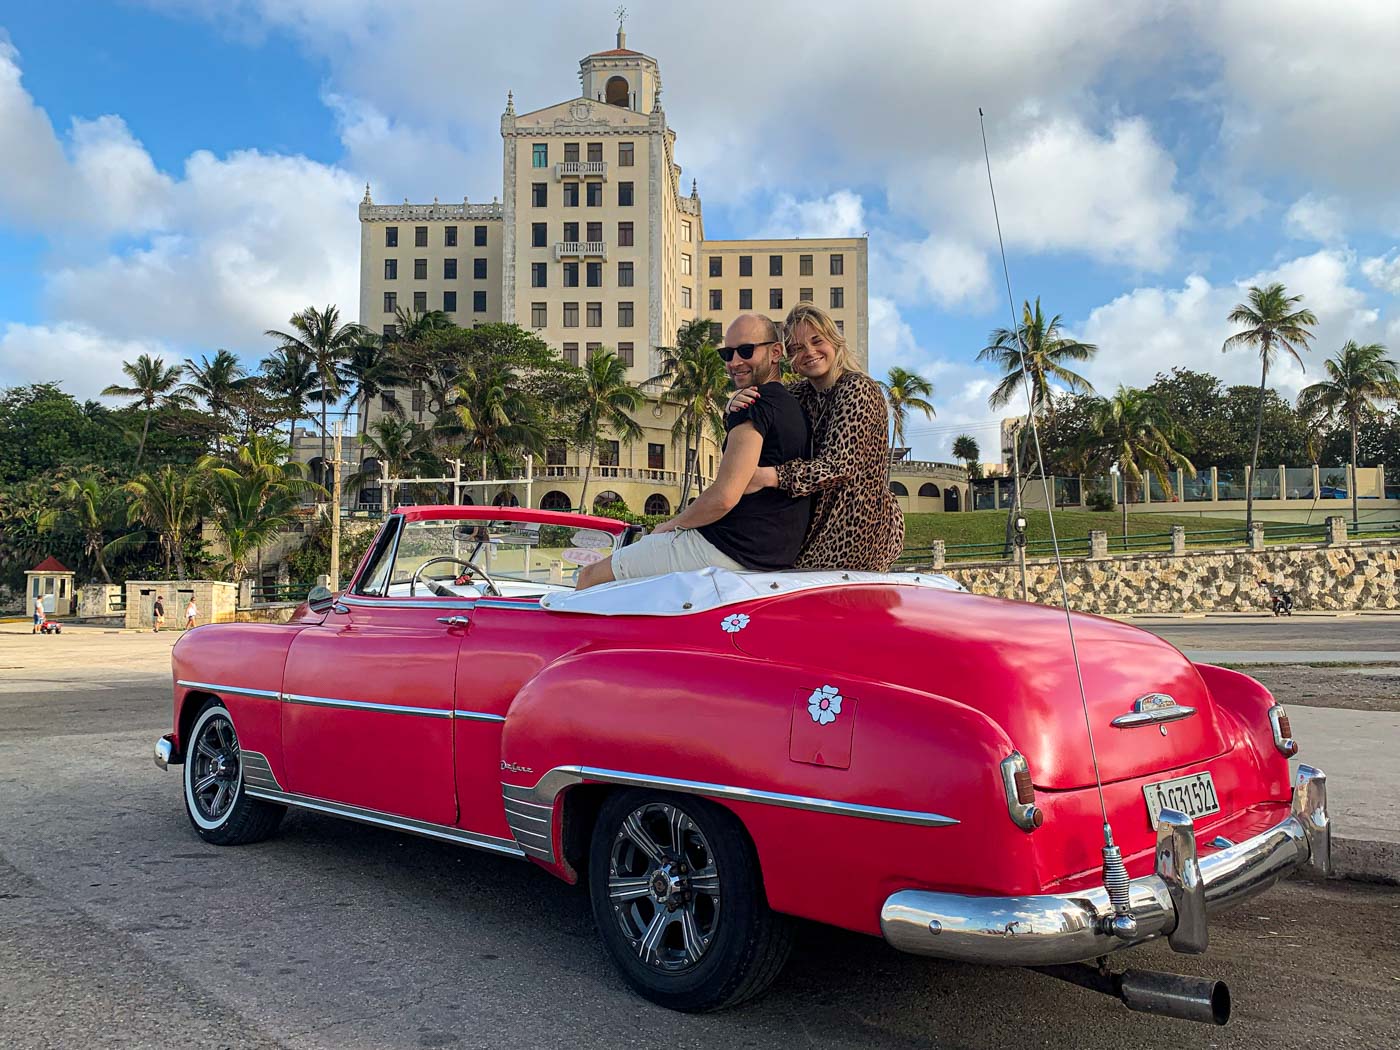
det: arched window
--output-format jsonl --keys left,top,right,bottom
{"left": 918, "top": 483, "right": 940, "bottom": 498}
{"left": 539, "top": 490, "right": 572, "bottom": 511}
{"left": 944, "top": 487, "right": 960, "bottom": 512}
{"left": 644, "top": 493, "right": 671, "bottom": 516}
{"left": 889, "top": 481, "right": 909, "bottom": 497}
{"left": 593, "top": 490, "right": 624, "bottom": 511}
{"left": 361, "top": 457, "right": 382, "bottom": 478}
{"left": 460, "top": 493, "right": 475, "bottom": 505}
{"left": 492, "top": 490, "right": 520, "bottom": 506}
{"left": 307, "top": 457, "right": 328, "bottom": 488}
{"left": 605, "top": 76, "right": 629, "bottom": 107}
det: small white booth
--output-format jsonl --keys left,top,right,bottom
{"left": 26, "top": 557, "right": 76, "bottom": 618}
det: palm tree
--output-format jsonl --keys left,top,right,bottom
{"left": 259, "top": 345, "right": 320, "bottom": 439}
{"left": 102, "top": 354, "right": 190, "bottom": 467}
{"left": 180, "top": 349, "right": 248, "bottom": 455}
{"left": 1084, "top": 386, "right": 1196, "bottom": 540}
{"left": 123, "top": 462, "right": 212, "bottom": 579}
{"left": 339, "top": 329, "right": 410, "bottom": 453}
{"left": 952, "top": 434, "right": 981, "bottom": 479}
{"left": 455, "top": 359, "right": 547, "bottom": 481}
{"left": 977, "top": 298, "right": 1096, "bottom": 418}
{"left": 880, "top": 366, "right": 936, "bottom": 449}
{"left": 207, "top": 437, "right": 323, "bottom": 580}
{"left": 571, "top": 349, "right": 644, "bottom": 510}
{"left": 347, "top": 418, "right": 434, "bottom": 512}
{"left": 1222, "top": 282, "right": 1318, "bottom": 532}
{"left": 265, "top": 305, "right": 365, "bottom": 472}
{"left": 650, "top": 320, "right": 729, "bottom": 504}
{"left": 48, "top": 474, "right": 128, "bottom": 584}
{"left": 1297, "top": 341, "right": 1400, "bottom": 524}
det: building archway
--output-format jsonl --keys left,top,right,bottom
{"left": 593, "top": 490, "right": 623, "bottom": 511}
{"left": 918, "top": 482, "right": 940, "bottom": 498}
{"left": 605, "top": 76, "right": 629, "bottom": 107}
{"left": 492, "top": 489, "right": 520, "bottom": 507}
{"left": 643, "top": 493, "right": 671, "bottom": 516}
{"left": 889, "top": 481, "right": 909, "bottom": 497}
{"left": 540, "top": 490, "right": 572, "bottom": 511}
{"left": 944, "top": 487, "right": 961, "bottom": 512}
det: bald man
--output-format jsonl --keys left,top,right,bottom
{"left": 577, "top": 314, "right": 812, "bottom": 587}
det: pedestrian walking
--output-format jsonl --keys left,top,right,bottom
{"left": 32, "top": 603, "right": 44, "bottom": 634}
{"left": 184, "top": 597, "right": 198, "bottom": 630}
{"left": 152, "top": 594, "right": 165, "bottom": 633}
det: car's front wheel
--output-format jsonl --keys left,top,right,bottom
{"left": 588, "top": 789, "right": 791, "bottom": 1011}
{"left": 182, "top": 700, "right": 284, "bottom": 846}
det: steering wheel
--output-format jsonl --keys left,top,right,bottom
{"left": 410, "top": 556, "right": 500, "bottom": 598}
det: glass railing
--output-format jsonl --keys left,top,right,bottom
{"left": 1320, "top": 470, "right": 1349, "bottom": 499}
{"left": 1216, "top": 469, "right": 1246, "bottom": 501}
{"left": 1284, "top": 467, "right": 1315, "bottom": 500}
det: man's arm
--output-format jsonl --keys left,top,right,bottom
{"left": 651, "top": 423, "right": 763, "bottom": 533}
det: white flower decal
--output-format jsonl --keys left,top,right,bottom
{"left": 721, "top": 613, "right": 751, "bottom": 633}
{"left": 807, "top": 684, "right": 843, "bottom": 725}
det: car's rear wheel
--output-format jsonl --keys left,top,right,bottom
{"left": 182, "top": 699, "right": 283, "bottom": 846}
{"left": 588, "top": 789, "right": 791, "bottom": 1011}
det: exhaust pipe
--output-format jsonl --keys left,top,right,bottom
{"left": 1032, "top": 964, "right": 1231, "bottom": 1026}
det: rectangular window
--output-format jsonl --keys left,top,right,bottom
{"left": 769, "top": 288, "right": 783, "bottom": 310}
{"left": 413, "top": 291, "right": 427, "bottom": 312}
{"left": 586, "top": 182, "right": 602, "bottom": 207}
{"left": 415, "top": 226, "right": 428, "bottom": 247}
{"left": 618, "top": 301, "right": 634, "bottom": 327}
{"left": 563, "top": 302, "right": 579, "bottom": 327}
{"left": 383, "top": 324, "right": 396, "bottom": 338}
{"left": 836, "top": 319, "right": 845, "bottom": 333}
{"left": 547, "top": 444, "right": 567, "bottom": 465}
{"left": 532, "top": 182, "right": 547, "bottom": 207}
{"left": 564, "top": 142, "right": 579, "bottom": 163}
{"left": 383, "top": 291, "right": 397, "bottom": 313}
{"left": 414, "top": 258, "right": 427, "bottom": 280}
{"left": 444, "top": 258, "right": 457, "bottom": 280}
{"left": 680, "top": 252, "right": 692, "bottom": 275}
{"left": 587, "top": 142, "right": 603, "bottom": 163}
{"left": 618, "top": 181, "right": 634, "bottom": 206}
{"left": 412, "top": 388, "right": 425, "bottom": 413}
{"left": 474, "top": 225, "right": 487, "bottom": 246}
{"left": 709, "top": 289, "right": 722, "bottom": 310}
{"left": 474, "top": 258, "right": 487, "bottom": 280}
{"left": 709, "top": 256, "right": 722, "bottom": 278}
{"left": 739, "top": 288, "right": 752, "bottom": 310}
{"left": 385, "top": 226, "right": 398, "bottom": 247}
{"left": 473, "top": 290, "right": 487, "bottom": 313}
{"left": 618, "top": 261, "right": 634, "bottom": 286}
{"left": 800, "top": 254, "right": 813, "bottom": 276}
{"left": 618, "top": 342, "right": 635, "bottom": 367}
{"left": 563, "top": 262, "right": 579, "bottom": 287}
{"left": 384, "top": 258, "right": 397, "bottom": 280}
{"left": 600, "top": 440, "right": 619, "bottom": 467}
{"left": 531, "top": 302, "right": 547, "bottom": 327}
{"left": 618, "top": 221, "right": 634, "bottom": 246}
{"left": 648, "top": 443, "right": 665, "bottom": 469}
{"left": 830, "top": 253, "right": 844, "bottom": 275}
{"left": 381, "top": 393, "right": 395, "bottom": 411}
{"left": 586, "top": 341, "right": 602, "bottom": 361}
{"left": 830, "top": 286, "right": 845, "bottom": 309}
{"left": 445, "top": 225, "right": 458, "bottom": 247}
{"left": 681, "top": 286, "right": 692, "bottom": 309}
{"left": 739, "top": 255, "right": 752, "bottom": 277}
{"left": 618, "top": 141, "right": 634, "bottom": 166}
{"left": 443, "top": 290, "right": 457, "bottom": 312}
{"left": 531, "top": 222, "right": 547, "bottom": 248}
{"left": 563, "top": 343, "right": 579, "bottom": 366}
{"left": 680, "top": 219, "right": 691, "bottom": 241}
{"left": 586, "top": 221, "right": 603, "bottom": 242}
{"left": 531, "top": 262, "right": 547, "bottom": 288}
{"left": 586, "top": 302, "right": 602, "bottom": 327}
{"left": 563, "top": 182, "right": 579, "bottom": 207}
{"left": 564, "top": 221, "right": 579, "bottom": 242}
{"left": 769, "top": 255, "right": 783, "bottom": 276}
{"left": 587, "top": 261, "right": 602, "bottom": 287}
{"left": 800, "top": 287, "right": 813, "bottom": 303}
{"left": 532, "top": 142, "right": 548, "bottom": 168}
{"left": 708, "top": 322, "right": 722, "bottom": 344}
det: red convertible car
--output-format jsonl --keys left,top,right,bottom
{"left": 155, "top": 506, "right": 1329, "bottom": 1023}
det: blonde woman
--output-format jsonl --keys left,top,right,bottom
{"left": 728, "top": 302, "right": 904, "bottom": 571}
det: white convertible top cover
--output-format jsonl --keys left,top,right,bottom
{"left": 538, "top": 566, "right": 964, "bottom": 617}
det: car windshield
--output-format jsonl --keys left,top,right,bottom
{"left": 355, "top": 516, "right": 617, "bottom": 599}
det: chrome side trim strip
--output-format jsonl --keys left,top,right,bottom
{"left": 453, "top": 709, "right": 507, "bottom": 723}
{"left": 177, "top": 679, "right": 281, "bottom": 701}
{"left": 474, "top": 599, "right": 543, "bottom": 610}
{"left": 337, "top": 595, "right": 476, "bottom": 610}
{"left": 281, "top": 693, "right": 451, "bottom": 719}
{"left": 243, "top": 787, "right": 525, "bottom": 858}
{"left": 240, "top": 750, "right": 284, "bottom": 792}
{"left": 501, "top": 785, "right": 557, "bottom": 862}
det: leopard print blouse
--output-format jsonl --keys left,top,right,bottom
{"left": 774, "top": 371, "right": 905, "bottom": 572}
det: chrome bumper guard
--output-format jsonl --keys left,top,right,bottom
{"left": 881, "top": 765, "right": 1330, "bottom": 967}
{"left": 153, "top": 735, "right": 178, "bottom": 770}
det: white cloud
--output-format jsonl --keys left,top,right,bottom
{"left": 1285, "top": 195, "right": 1346, "bottom": 243}
{"left": 886, "top": 235, "right": 994, "bottom": 311}
{"left": 0, "top": 322, "right": 173, "bottom": 399}
{"left": 1361, "top": 251, "right": 1400, "bottom": 295}
{"left": 761, "top": 191, "right": 865, "bottom": 240}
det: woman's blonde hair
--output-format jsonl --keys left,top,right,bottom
{"left": 783, "top": 301, "right": 860, "bottom": 376}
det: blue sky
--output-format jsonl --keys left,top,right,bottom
{"left": 3, "top": 1, "right": 1399, "bottom": 462}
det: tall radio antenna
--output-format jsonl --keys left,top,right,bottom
{"left": 977, "top": 108, "right": 1136, "bottom": 938}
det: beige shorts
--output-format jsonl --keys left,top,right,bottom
{"left": 610, "top": 528, "right": 747, "bottom": 580}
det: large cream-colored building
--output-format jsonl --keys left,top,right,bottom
{"left": 345, "top": 28, "right": 963, "bottom": 516}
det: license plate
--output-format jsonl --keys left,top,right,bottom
{"left": 1143, "top": 772, "right": 1220, "bottom": 829}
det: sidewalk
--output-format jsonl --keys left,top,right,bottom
{"left": 1184, "top": 649, "right": 1400, "bottom": 665}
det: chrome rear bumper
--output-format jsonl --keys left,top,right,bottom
{"left": 881, "top": 765, "right": 1330, "bottom": 967}
{"left": 153, "top": 734, "right": 178, "bottom": 770}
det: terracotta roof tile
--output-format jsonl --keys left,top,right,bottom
{"left": 590, "top": 48, "right": 644, "bottom": 56}
{"left": 29, "top": 556, "right": 72, "bottom": 573}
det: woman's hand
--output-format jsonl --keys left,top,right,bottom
{"left": 743, "top": 466, "right": 778, "bottom": 495}
{"left": 726, "top": 387, "right": 760, "bottom": 414}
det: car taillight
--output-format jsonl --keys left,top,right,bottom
{"left": 999, "top": 751, "right": 1044, "bottom": 831}
{"left": 1269, "top": 705, "right": 1298, "bottom": 757}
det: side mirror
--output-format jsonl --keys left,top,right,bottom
{"left": 307, "top": 585, "right": 335, "bottom": 614}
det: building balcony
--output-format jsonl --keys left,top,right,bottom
{"left": 554, "top": 240, "right": 608, "bottom": 260}
{"left": 554, "top": 161, "right": 608, "bottom": 180}
{"left": 540, "top": 465, "right": 679, "bottom": 484}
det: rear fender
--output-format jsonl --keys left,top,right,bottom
{"left": 1193, "top": 662, "right": 1292, "bottom": 796}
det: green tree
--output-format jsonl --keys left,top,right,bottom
{"left": 650, "top": 319, "right": 728, "bottom": 505}
{"left": 1222, "top": 282, "right": 1318, "bottom": 531}
{"left": 570, "top": 349, "right": 643, "bottom": 510}
{"left": 455, "top": 358, "right": 547, "bottom": 481}
{"left": 880, "top": 366, "right": 936, "bottom": 449}
{"left": 123, "top": 462, "right": 212, "bottom": 579}
{"left": 0, "top": 384, "right": 113, "bottom": 483}
{"left": 951, "top": 434, "right": 981, "bottom": 479}
{"left": 1297, "top": 341, "right": 1400, "bottom": 524}
{"left": 207, "top": 437, "right": 323, "bottom": 581}
{"left": 347, "top": 418, "right": 435, "bottom": 511}
{"left": 47, "top": 473, "right": 130, "bottom": 584}
{"left": 259, "top": 346, "right": 321, "bottom": 439}
{"left": 101, "top": 354, "right": 190, "bottom": 467}
{"left": 340, "top": 330, "right": 410, "bottom": 447}
{"left": 977, "top": 298, "right": 1096, "bottom": 418}
{"left": 1083, "top": 387, "right": 1196, "bottom": 539}
{"left": 265, "top": 305, "right": 365, "bottom": 473}
{"left": 180, "top": 349, "right": 248, "bottom": 454}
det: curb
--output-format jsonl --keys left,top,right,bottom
{"left": 1329, "top": 834, "right": 1400, "bottom": 885}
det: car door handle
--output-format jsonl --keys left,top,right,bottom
{"left": 437, "top": 615, "right": 471, "bottom": 628}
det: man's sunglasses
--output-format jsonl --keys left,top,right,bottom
{"left": 718, "top": 340, "right": 778, "bottom": 363}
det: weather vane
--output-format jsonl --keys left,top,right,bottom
{"left": 615, "top": 5, "right": 627, "bottom": 29}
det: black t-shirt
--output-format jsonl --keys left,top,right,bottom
{"left": 153, "top": 599, "right": 165, "bottom": 617}
{"left": 699, "top": 381, "right": 812, "bottom": 570}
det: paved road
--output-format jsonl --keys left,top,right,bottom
{"left": 2, "top": 631, "right": 1398, "bottom": 1049}
{"left": 1130, "top": 616, "right": 1400, "bottom": 654}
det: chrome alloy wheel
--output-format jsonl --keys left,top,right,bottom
{"left": 187, "top": 709, "right": 241, "bottom": 826}
{"left": 607, "top": 802, "right": 721, "bottom": 973}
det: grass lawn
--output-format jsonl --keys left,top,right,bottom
{"left": 903, "top": 509, "right": 1248, "bottom": 554}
